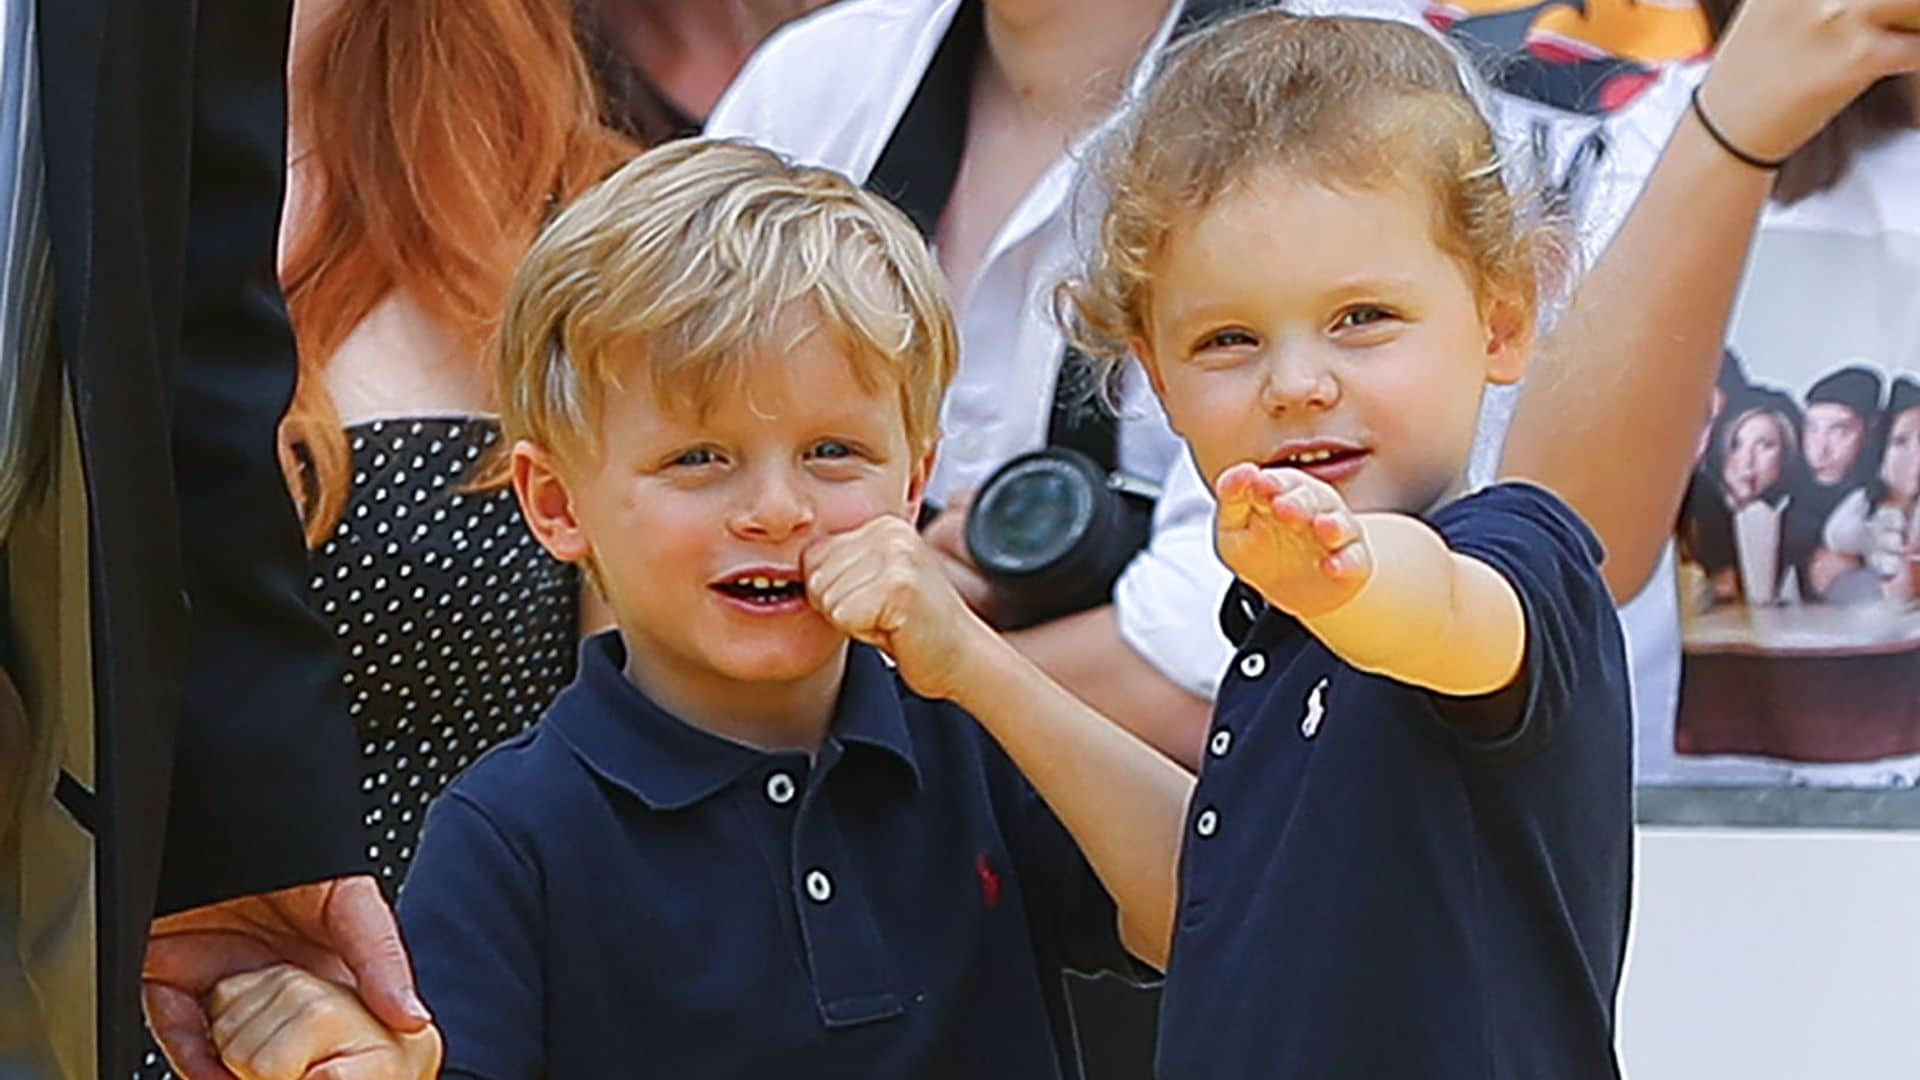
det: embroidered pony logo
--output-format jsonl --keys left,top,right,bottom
{"left": 976, "top": 852, "right": 1002, "bottom": 908}
{"left": 1301, "top": 677, "right": 1330, "bottom": 740}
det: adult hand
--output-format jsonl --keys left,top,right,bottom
{"left": 143, "top": 875, "right": 428, "bottom": 1080}
{"left": 1699, "top": 0, "right": 1920, "bottom": 164}
{"left": 921, "top": 490, "right": 1002, "bottom": 623}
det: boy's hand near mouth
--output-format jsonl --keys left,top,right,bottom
{"left": 804, "top": 516, "right": 996, "bottom": 702}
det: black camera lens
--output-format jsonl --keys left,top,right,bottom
{"left": 969, "top": 455, "right": 1096, "bottom": 574}
{"left": 966, "top": 448, "right": 1156, "bottom": 629}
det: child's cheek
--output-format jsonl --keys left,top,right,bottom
{"left": 815, "top": 484, "right": 911, "bottom": 535}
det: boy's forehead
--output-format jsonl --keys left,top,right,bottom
{"left": 610, "top": 321, "right": 910, "bottom": 430}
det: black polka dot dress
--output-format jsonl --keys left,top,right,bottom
{"left": 324, "top": 416, "right": 578, "bottom": 894}
{"left": 136, "top": 416, "right": 577, "bottom": 1079}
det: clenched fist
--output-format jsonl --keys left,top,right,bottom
{"left": 804, "top": 516, "right": 996, "bottom": 701}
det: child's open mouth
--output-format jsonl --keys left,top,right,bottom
{"left": 1264, "top": 443, "right": 1370, "bottom": 484}
{"left": 712, "top": 573, "right": 808, "bottom": 610}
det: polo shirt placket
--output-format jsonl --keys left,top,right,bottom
{"left": 785, "top": 735, "right": 905, "bottom": 1028}
{"left": 401, "top": 631, "right": 1141, "bottom": 1078}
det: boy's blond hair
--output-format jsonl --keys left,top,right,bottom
{"left": 497, "top": 139, "right": 958, "bottom": 464}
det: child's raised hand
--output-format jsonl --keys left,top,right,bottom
{"left": 804, "top": 515, "right": 996, "bottom": 701}
{"left": 207, "top": 964, "right": 441, "bottom": 1080}
{"left": 1215, "top": 462, "right": 1373, "bottom": 619}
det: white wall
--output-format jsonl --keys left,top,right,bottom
{"left": 1620, "top": 828, "right": 1920, "bottom": 1078}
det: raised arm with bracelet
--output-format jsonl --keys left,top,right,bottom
{"left": 1503, "top": 0, "right": 1920, "bottom": 599}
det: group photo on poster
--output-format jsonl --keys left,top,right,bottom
{"left": 1668, "top": 215, "right": 1920, "bottom": 786}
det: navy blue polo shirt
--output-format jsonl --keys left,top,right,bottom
{"left": 397, "top": 631, "right": 1142, "bottom": 1079}
{"left": 1157, "top": 483, "right": 1633, "bottom": 1079}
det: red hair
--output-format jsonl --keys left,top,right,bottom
{"left": 279, "top": 0, "right": 636, "bottom": 546}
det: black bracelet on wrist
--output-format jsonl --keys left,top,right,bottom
{"left": 1690, "top": 85, "right": 1790, "bottom": 171}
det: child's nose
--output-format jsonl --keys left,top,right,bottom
{"left": 730, "top": 469, "right": 816, "bottom": 541}
{"left": 1258, "top": 347, "right": 1339, "bottom": 414}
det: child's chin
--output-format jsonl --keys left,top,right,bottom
{"left": 712, "top": 629, "right": 846, "bottom": 683}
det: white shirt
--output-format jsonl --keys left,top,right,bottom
{"left": 708, "top": 0, "right": 1238, "bottom": 695}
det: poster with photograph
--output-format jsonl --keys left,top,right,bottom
{"left": 1427, "top": 9, "right": 1920, "bottom": 818}
{"left": 1666, "top": 212, "right": 1920, "bottom": 791}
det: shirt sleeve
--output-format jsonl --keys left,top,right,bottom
{"left": 1112, "top": 449, "right": 1236, "bottom": 698}
{"left": 1428, "top": 482, "right": 1619, "bottom": 758}
{"left": 977, "top": 736, "right": 1156, "bottom": 983}
{"left": 396, "top": 789, "right": 544, "bottom": 1080}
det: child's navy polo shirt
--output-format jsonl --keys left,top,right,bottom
{"left": 397, "top": 631, "right": 1143, "bottom": 1079}
{"left": 1157, "top": 483, "right": 1633, "bottom": 1080}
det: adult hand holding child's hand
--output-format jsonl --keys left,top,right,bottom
{"left": 204, "top": 964, "right": 441, "bottom": 1080}
{"left": 1215, "top": 464, "right": 1372, "bottom": 620}
{"left": 805, "top": 516, "right": 997, "bottom": 701}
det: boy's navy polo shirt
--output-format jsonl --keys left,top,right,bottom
{"left": 397, "top": 631, "right": 1143, "bottom": 1079}
{"left": 1157, "top": 483, "right": 1633, "bottom": 1080}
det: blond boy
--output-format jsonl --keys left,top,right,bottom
{"left": 201, "top": 140, "right": 1147, "bottom": 1080}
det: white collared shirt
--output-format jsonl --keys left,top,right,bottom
{"left": 707, "top": 0, "right": 1240, "bottom": 695}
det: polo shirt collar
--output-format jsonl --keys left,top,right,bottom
{"left": 548, "top": 631, "right": 922, "bottom": 811}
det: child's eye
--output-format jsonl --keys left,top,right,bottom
{"left": 1332, "top": 305, "right": 1395, "bottom": 331}
{"left": 670, "top": 447, "right": 723, "bottom": 468}
{"left": 808, "top": 440, "right": 865, "bottom": 463}
{"left": 1197, "top": 328, "right": 1259, "bottom": 351}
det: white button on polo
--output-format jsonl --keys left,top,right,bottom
{"left": 1209, "top": 729, "right": 1233, "bottom": 758}
{"left": 805, "top": 869, "right": 834, "bottom": 903}
{"left": 1195, "top": 808, "right": 1219, "bottom": 838}
{"left": 765, "top": 772, "right": 796, "bottom": 806}
{"left": 1238, "top": 652, "right": 1267, "bottom": 679}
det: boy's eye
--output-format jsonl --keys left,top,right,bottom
{"left": 1198, "top": 328, "right": 1259, "bottom": 351}
{"left": 671, "top": 447, "right": 722, "bottom": 468}
{"left": 809, "top": 440, "right": 859, "bottom": 461}
{"left": 1333, "top": 305, "right": 1394, "bottom": 331}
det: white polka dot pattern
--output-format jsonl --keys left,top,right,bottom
{"left": 330, "top": 419, "right": 577, "bottom": 896}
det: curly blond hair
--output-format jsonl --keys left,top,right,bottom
{"left": 1060, "top": 11, "right": 1568, "bottom": 389}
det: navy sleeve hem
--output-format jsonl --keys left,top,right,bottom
{"left": 1421, "top": 482, "right": 1611, "bottom": 761}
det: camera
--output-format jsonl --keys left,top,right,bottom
{"left": 964, "top": 447, "right": 1159, "bottom": 629}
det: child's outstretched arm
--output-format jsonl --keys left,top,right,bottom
{"left": 805, "top": 516, "right": 1193, "bottom": 968}
{"left": 1217, "top": 464, "right": 1524, "bottom": 702}
{"left": 206, "top": 964, "right": 441, "bottom": 1080}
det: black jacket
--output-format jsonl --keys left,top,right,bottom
{"left": 38, "top": 0, "right": 361, "bottom": 1071}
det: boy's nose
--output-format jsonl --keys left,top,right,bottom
{"left": 1258, "top": 348, "right": 1339, "bottom": 414}
{"left": 730, "top": 470, "right": 816, "bottom": 540}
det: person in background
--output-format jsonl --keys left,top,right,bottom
{"left": 1713, "top": 389, "right": 1803, "bottom": 604}
{"left": 1787, "top": 365, "right": 1883, "bottom": 600}
{"left": 1861, "top": 377, "right": 1920, "bottom": 602}
{"left": 574, "top": 0, "right": 838, "bottom": 142}
{"left": 133, "top": 1, "right": 631, "bottom": 1077}
{"left": 270, "top": 0, "right": 631, "bottom": 897}
{"left": 3, "top": 1, "right": 429, "bottom": 1078}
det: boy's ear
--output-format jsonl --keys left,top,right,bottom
{"left": 1482, "top": 293, "right": 1534, "bottom": 386}
{"left": 904, "top": 444, "right": 938, "bottom": 522}
{"left": 511, "top": 439, "right": 594, "bottom": 565}
{"left": 1128, "top": 336, "right": 1166, "bottom": 397}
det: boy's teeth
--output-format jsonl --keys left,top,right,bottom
{"left": 752, "top": 576, "right": 772, "bottom": 589}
